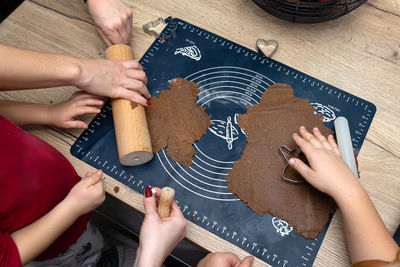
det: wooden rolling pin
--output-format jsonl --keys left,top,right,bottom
{"left": 104, "top": 44, "right": 153, "bottom": 166}
{"left": 158, "top": 187, "right": 175, "bottom": 218}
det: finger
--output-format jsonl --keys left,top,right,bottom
{"left": 126, "top": 69, "right": 148, "bottom": 85}
{"left": 237, "top": 256, "right": 254, "bottom": 267}
{"left": 313, "top": 127, "right": 330, "bottom": 149}
{"left": 70, "top": 90, "right": 86, "bottom": 99}
{"left": 328, "top": 134, "right": 341, "bottom": 156}
{"left": 289, "top": 157, "right": 314, "bottom": 180}
{"left": 125, "top": 8, "right": 133, "bottom": 42}
{"left": 123, "top": 80, "right": 150, "bottom": 99}
{"left": 153, "top": 187, "right": 162, "bottom": 207}
{"left": 85, "top": 172, "right": 94, "bottom": 177}
{"left": 299, "top": 126, "right": 321, "bottom": 147}
{"left": 72, "top": 92, "right": 102, "bottom": 101}
{"left": 75, "top": 106, "right": 101, "bottom": 116}
{"left": 125, "top": 17, "right": 132, "bottom": 43}
{"left": 292, "top": 133, "right": 314, "bottom": 155}
{"left": 169, "top": 200, "right": 185, "bottom": 218}
{"left": 152, "top": 187, "right": 162, "bottom": 199}
{"left": 129, "top": 11, "right": 133, "bottom": 30}
{"left": 63, "top": 120, "right": 88, "bottom": 129}
{"left": 221, "top": 252, "right": 240, "bottom": 266}
{"left": 77, "top": 98, "right": 104, "bottom": 107}
{"left": 105, "top": 26, "right": 124, "bottom": 45}
{"left": 143, "top": 186, "right": 158, "bottom": 216}
{"left": 93, "top": 177, "right": 105, "bottom": 192}
{"left": 97, "top": 29, "right": 113, "bottom": 47}
{"left": 115, "top": 87, "right": 149, "bottom": 106}
{"left": 120, "top": 60, "right": 142, "bottom": 70}
{"left": 117, "top": 27, "right": 129, "bottom": 45}
{"left": 83, "top": 170, "right": 103, "bottom": 186}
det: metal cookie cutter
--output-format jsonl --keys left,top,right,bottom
{"left": 279, "top": 145, "right": 306, "bottom": 184}
{"left": 256, "top": 39, "right": 279, "bottom": 58}
{"left": 143, "top": 16, "right": 177, "bottom": 42}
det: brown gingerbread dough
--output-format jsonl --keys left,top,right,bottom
{"left": 146, "top": 78, "right": 211, "bottom": 167}
{"left": 225, "top": 83, "right": 337, "bottom": 239}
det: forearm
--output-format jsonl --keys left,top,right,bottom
{"left": 334, "top": 184, "right": 399, "bottom": 263}
{"left": 0, "top": 100, "right": 50, "bottom": 125}
{"left": 134, "top": 246, "right": 164, "bottom": 267}
{"left": 10, "top": 199, "right": 79, "bottom": 265}
{"left": 0, "top": 43, "right": 83, "bottom": 91}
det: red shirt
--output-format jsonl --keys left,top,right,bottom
{"left": 0, "top": 116, "right": 90, "bottom": 266}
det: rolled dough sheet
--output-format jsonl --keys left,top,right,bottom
{"left": 146, "top": 78, "right": 211, "bottom": 167}
{"left": 225, "top": 83, "right": 337, "bottom": 239}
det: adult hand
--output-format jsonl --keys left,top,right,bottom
{"left": 135, "top": 186, "right": 186, "bottom": 267}
{"left": 289, "top": 126, "right": 359, "bottom": 199}
{"left": 76, "top": 58, "right": 150, "bottom": 106}
{"left": 197, "top": 252, "right": 254, "bottom": 267}
{"left": 86, "top": 0, "right": 133, "bottom": 46}
{"left": 64, "top": 170, "right": 105, "bottom": 216}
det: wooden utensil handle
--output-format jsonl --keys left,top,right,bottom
{"left": 104, "top": 44, "right": 153, "bottom": 166}
{"left": 158, "top": 187, "right": 175, "bottom": 218}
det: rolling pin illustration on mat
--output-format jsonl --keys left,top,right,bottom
{"left": 158, "top": 187, "right": 175, "bottom": 218}
{"left": 105, "top": 44, "right": 153, "bottom": 166}
{"left": 334, "top": 116, "right": 359, "bottom": 178}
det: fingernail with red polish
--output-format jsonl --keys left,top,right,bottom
{"left": 145, "top": 186, "right": 152, "bottom": 198}
{"left": 146, "top": 100, "right": 152, "bottom": 106}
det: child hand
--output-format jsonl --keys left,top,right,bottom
{"left": 64, "top": 170, "right": 105, "bottom": 217}
{"left": 135, "top": 186, "right": 186, "bottom": 267}
{"left": 197, "top": 252, "right": 254, "bottom": 267}
{"left": 289, "top": 126, "right": 360, "bottom": 200}
{"left": 47, "top": 91, "right": 103, "bottom": 129}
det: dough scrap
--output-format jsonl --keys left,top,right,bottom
{"left": 146, "top": 78, "right": 211, "bottom": 166}
{"left": 225, "top": 83, "right": 337, "bottom": 239}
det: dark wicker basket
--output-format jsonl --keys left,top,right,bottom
{"left": 252, "top": 0, "right": 367, "bottom": 23}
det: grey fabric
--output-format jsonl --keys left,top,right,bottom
{"left": 25, "top": 222, "right": 104, "bottom": 267}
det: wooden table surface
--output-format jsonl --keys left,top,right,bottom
{"left": 1, "top": 0, "right": 399, "bottom": 266}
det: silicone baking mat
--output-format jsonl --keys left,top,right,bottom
{"left": 71, "top": 18, "right": 376, "bottom": 266}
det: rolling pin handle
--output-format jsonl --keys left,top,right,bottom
{"left": 157, "top": 187, "right": 175, "bottom": 218}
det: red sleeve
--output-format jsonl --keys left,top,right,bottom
{"left": 0, "top": 231, "right": 21, "bottom": 267}
{"left": 0, "top": 115, "right": 89, "bottom": 261}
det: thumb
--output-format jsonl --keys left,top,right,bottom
{"left": 82, "top": 170, "right": 103, "bottom": 186}
{"left": 289, "top": 158, "right": 313, "bottom": 181}
{"left": 143, "top": 186, "right": 158, "bottom": 216}
{"left": 237, "top": 256, "right": 254, "bottom": 267}
{"left": 220, "top": 252, "right": 240, "bottom": 266}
